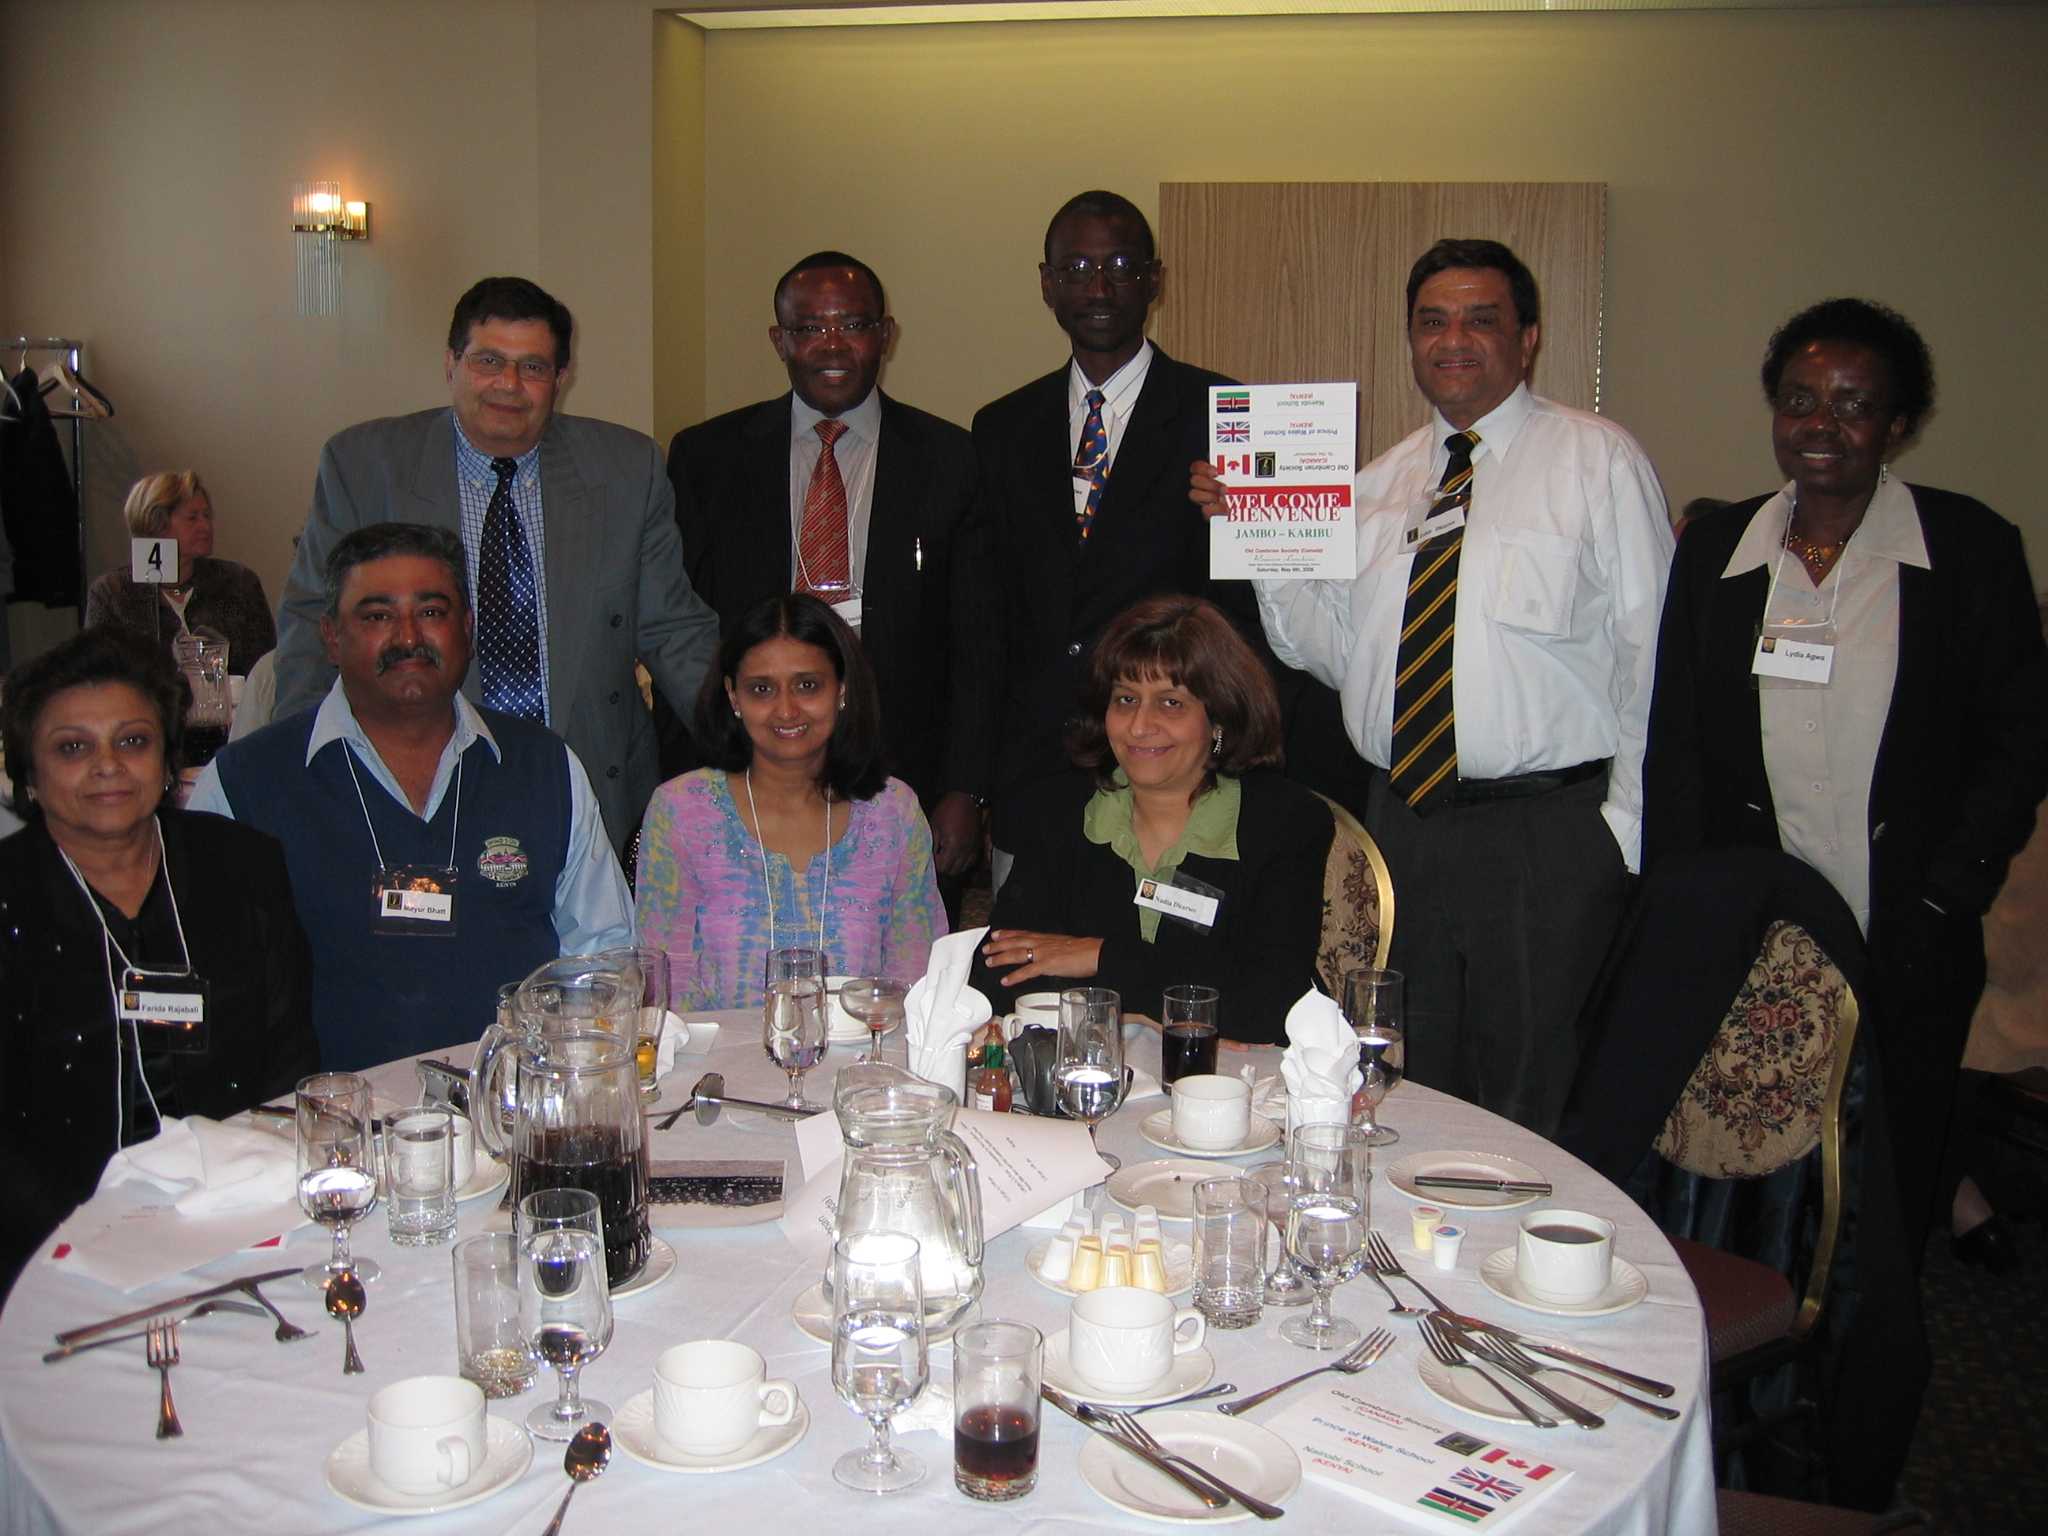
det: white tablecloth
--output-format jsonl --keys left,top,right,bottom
{"left": 0, "top": 1017, "right": 1714, "bottom": 1534}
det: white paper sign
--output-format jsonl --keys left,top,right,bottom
{"left": 1751, "top": 635, "right": 1835, "bottom": 684}
{"left": 131, "top": 537, "right": 177, "bottom": 584}
{"left": 1209, "top": 383, "right": 1357, "bottom": 579}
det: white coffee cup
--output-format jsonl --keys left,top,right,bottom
{"left": 1515, "top": 1208, "right": 1616, "bottom": 1303}
{"left": 653, "top": 1340, "right": 798, "bottom": 1456}
{"left": 1171, "top": 1074, "right": 1252, "bottom": 1150}
{"left": 1068, "top": 1285, "right": 1207, "bottom": 1394}
{"left": 366, "top": 1375, "right": 486, "bottom": 1493}
{"left": 825, "top": 975, "right": 861, "bottom": 1038}
{"left": 1008, "top": 991, "right": 1062, "bottom": 1039}
{"left": 448, "top": 1113, "right": 476, "bottom": 1188}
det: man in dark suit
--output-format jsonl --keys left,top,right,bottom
{"left": 974, "top": 191, "right": 1306, "bottom": 875}
{"left": 273, "top": 276, "right": 721, "bottom": 856}
{"left": 665, "top": 252, "right": 990, "bottom": 896}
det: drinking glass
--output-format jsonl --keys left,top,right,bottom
{"left": 1055, "top": 987, "right": 1125, "bottom": 1184}
{"left": 1192, "top": 1176, "right": 1264, "bottom": 1329}
{"left": 1247, "top": 1159, "right": 1323, "bottom": 1308}
{"left": 840, "top": 976, "right": 909, "bottom": 1063}
{"left": 1342, "top": 968, "right": 1405, "bottom": 1146}
{"left": 519, "top": 1186, "right": 603, "bottom": 1245}
{"left": 764, "top": 974, "right": 829, "bottom": 1110}
{"left": 600, "top": 944, "right": 670, "bottom": 1103}
{"left": 1282, "top": 1192, "right": 1367, "bottom": 1351}
{"left": 295, "top": 1072, "right": 381, "bottom": 1288}
{"left": 830, "top": 1230, "right": 929, "bottom": 1493}
{"left": 384, "top": 1103, "right": 457, "bottom": 1247}
{"left": 520, "top": 1215, "right": 614, "bottom": 1439}
{"left": 452, "top": 1232, "right": 538, "bottom": 1398}
{"left": 765, "top": 946, "right": 826, "bottom": 990}
{"left": 1160, "top": 984, "right": 1220, "bottom": 1085}
{"left": 953, "top": 1319, "right": 1042, "bottom": 1502}
{"left": 1289, "top": 1122, "right": 1375, "bottom": 1223}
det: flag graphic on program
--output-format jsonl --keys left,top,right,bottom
{"left": 1450, "top": 1467, "right": 1524, "bottom": 1499}
{"left": 1216, "top": 420, "right": 1250, "bottom": 442}
{"left": 1481, "top": 1448, "right": 1555, "bottom": 1479}
{"left": 1418, "top": 1487, "right": 1493, "bottom": 1522}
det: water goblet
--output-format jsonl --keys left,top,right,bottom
{"left": 295, "top": 1072, "right": 382, "bottom": 1289}
{"left": 1289, "top": 1122, "right": 1375, "bottom": 1221}
{"left": 521, "top": 1219, "right": 614, "bottom": 1440}
{"left": 764, "top": 974, "right": 829, "bottom": 1110}
{"left": 839, "top": 976, "right": 909, "bottom": 1063}
{"left": 1247, "top": 1159, "right": 1324, "bottom": 1308}
{"left": 830, "top": 1231, "right": 929, "bottom": 1493}
{"left": 1342, "top": 968, "right": 1405, "bottom": 1146}
{"left": 1282, "top": 1192, "right": 1367, "bottom": 1351}
{"left": 1054, "top": 987, "right": 1125, "bottom": 1186}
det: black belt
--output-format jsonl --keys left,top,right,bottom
{"left": 1449, "top": 759, "right": 1608, "bottom": 806}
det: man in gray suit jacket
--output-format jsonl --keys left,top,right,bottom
{"left": 274, "top": 276, "right": 719, "bottom": 854}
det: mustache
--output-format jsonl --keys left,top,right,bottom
{"left": 376, "top": 643, "right": 441, "bottom": 673}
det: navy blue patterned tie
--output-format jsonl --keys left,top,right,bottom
{"left": 477, "top": 456, "right": 545, "bottom": 721}
{"left": 1074, "top": 389, "right": 1109, "bottom": 541}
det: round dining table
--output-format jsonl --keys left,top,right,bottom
{"left": 0, "top": 1014, "right": 1716, "bottom": 1534}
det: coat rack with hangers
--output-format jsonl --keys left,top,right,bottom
{"left": 3, "top": 336, "right": 114, "bottom": 619}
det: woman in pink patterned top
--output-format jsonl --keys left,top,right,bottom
{"left": 635, "top": 593, "right": 944, "bottom": 1009}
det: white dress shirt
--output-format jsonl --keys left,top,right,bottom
{"left": 789, "top": 388, "right": 883, "bottom": 590}
{"left": 1067, "top": 341, "right": 1154, "bottom": 522}
{"left": 1256, "top": 385, "right": 1674, "bottom": 869}
{"left": 1724, "top": 475, "right": 1923, "bottom": 933}
{"left": 187, "top": 681, "right": 634, "bottom": 955}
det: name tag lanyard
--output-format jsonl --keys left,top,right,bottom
{"left": 1753, "top": 500, "right": 1846, "bottom": 687}
{"left": 345, "top": 744, "right": 464, "bottom": 927}
{"left": 744, "top": 768, "right": 833, "bottom": 960}
{"left": 56, "top": 816, "right": 195, "bottom": 1153}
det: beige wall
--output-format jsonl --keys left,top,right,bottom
{"left": 694, "top": 5, "right": 2048, "bottom": 564}
{"left": 0, "top": 0, "right": 658, "bottom": 642}
{"left": 653, "top": 12, "right": 708, "bottom": 436}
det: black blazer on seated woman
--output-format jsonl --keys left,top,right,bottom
{"left": 970, "top": 769, "right": 1333, "bottom": 1044}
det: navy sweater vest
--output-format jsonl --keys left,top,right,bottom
{"left": 216, "top": 706, "right": 570, "bottom": 1070}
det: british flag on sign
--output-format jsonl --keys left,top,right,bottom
{"left": 1450, "top": 1467, "right": 1523, "bottom": 1500}
{"left": 1216, "top": 420, "right": 1250, "bottom": 443}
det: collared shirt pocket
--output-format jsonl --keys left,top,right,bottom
{"left": 1484, "top": 525, "right": 1580, "bottom": 638}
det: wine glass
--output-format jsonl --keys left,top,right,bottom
{"left": 764, "top": 973, "right": 829, "bottom": 1110}
{"left": 1247, "top": 1158, "right": 1324, "bottom": 1308}
{"left": 1054, "top": 987, "right": 1125, "bottom": 1186}
{"left": 1282, "top": 1191, "right": 1367, "bottom": 1351}
{"left": 839, "top": 976, "right": 909, "bottom": 1063}
{"left": 520, "top": 1217, "right": 614, "bottom": 1440}
{"left": 830, "top": 1230, "right": 929, "bottom": 1493}
{"left": 1342, "top": 968, "right": 1405, "bottom": 1146}
{"left": 294, "top": 1072, "right": 381, "bottom": 1289}
{"left": 765, "top": 946, "right": 826, "bottom": 992}
{"left": 1289, "top": 1123, "right": 1373, "bottom": 1238}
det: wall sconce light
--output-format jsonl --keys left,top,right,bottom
{"left": 291, "top": 179, "right": 371, "bottom": 316}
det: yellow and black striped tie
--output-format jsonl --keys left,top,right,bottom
{"left": 1388, "top": 429, "right": 1480, "bottom": 812}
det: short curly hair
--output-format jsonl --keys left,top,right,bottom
{"left": 1066, "top": 595, "right": 1284, "bottom": 800}
{"left": 1761, "top": 297, "right": 1936, "bottom": 438}
{"left": 2, "top": 628, "right": 185, "bottom": 820}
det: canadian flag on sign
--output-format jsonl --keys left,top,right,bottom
{"left": 1482, "top": 1448, "right": 1555, "bottom": 1479}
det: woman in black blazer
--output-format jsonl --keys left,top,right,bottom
{"left": 973, "top": 596, "right": 1332, "bottom": 1044}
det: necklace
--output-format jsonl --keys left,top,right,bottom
{"left": 742, "top": 768, "right": 833, "bottom": 958}
{"left": 1784, "top": 522, "right": 1849, "bottom": 577}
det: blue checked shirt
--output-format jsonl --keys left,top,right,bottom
{"left": 452, "top": 417, "right": 552, "bottom": 725}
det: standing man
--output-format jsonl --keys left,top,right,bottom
{"left": 191, "top": 523, "right": 632, "bottom": 1072}
{"left": 666, "top": 252, "right": 990, "bottom": 902}
{"left": 1197, "top": 239, "right": 1673, "bottom": 1134}
{"left": 273, "top": 276, "right": 720, "bottom": 855}
{"left": 975, "top": 191, "right": 1287, "bottom": 878}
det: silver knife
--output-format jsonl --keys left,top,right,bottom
{"left": 1412, "top": 1175, "right": 1554, "bottom": 1195}
{"left": 1441, "top": 1311, "right": 1676, "bottom": 1398}
{"left": 53, "top": 1267, "right": 306, "bottom": 1346}
{"left": 1446, "top": 1322, "right": 1605, "bottom": 1429}
{"left": 1040, "top": 1387, "right": 1227, "bottom": 1509}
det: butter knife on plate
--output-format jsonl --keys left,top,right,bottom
{"left": 1041, "top": 1386, "right": 1228, "bottom": 1509}
{"left": 1412, "top": 1175, "right": 1554, "bottom": 1196}
{"left": 1438, "top": 1311, "right": 1676, "bottom": 1398}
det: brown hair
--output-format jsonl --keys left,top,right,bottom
{"left": 1067, "top": 595, "right": 1284, "bottom": 798}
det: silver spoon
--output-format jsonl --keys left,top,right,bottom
{"left": 324, "top": 1270, "right": 366, "bottom": 1375}
{"left": 541, "top": 1421, "right": 611, "bottom": 1536}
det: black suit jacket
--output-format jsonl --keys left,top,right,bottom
{"left": 667, "top": 391, "right": 991, "bottom": 805}
{"left": 973, "top": 349, "right": 1292, "bottom": 841}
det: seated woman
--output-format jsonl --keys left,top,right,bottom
{"left": 635, "top": 593, "right": 945, "bottom": 1009}
{"left": 972, "top": 595, "right": 1332, "bottom": 1044}
{"left": 0, "top": 629, "right": 318, "bottom": 1293}
{"left": 84, "top": 471, "right": 277, "bottom": 673}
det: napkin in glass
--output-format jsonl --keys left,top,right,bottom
{"left": 904, "top": 925, "right": 993, "bottom": 1099}
{"left": 1280, "top": 987, "right": 1362, "bottom": 1103}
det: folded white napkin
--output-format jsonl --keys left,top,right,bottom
{"left": 904, "top": 926, "right": 992, "bottom": 1098}
{"left": 1280, "top": 988, "right": 1362, "bottom": 1102}
{"left": 96, "top": 1115, "right": 298, "bottom": 1217}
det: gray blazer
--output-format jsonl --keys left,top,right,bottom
{"left": 273, "top": 407, "right": 720, "bottom": 852}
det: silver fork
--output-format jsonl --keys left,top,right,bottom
{"left": 146, "top": 1321, "right": 183, "bottom": 1439}
{"left": 43, "top": 1299, "right": 270, "bottom": 1364}
{"left": 1369, "top": 1231, "right": 1453, "bottom": 1314}
{"left": 1463, "top": 1333, "right": 1606, "bottom": 1429}
{"left": 1218, "top": 1328, "right": 1394, "bottom": 1415}
{"left": 1091, "top": 1409, "right": 1287, "bottom": 1520}
{"left": 237, "top": 1280, "right": 315, "bottom": 1343}
{"left": 1418, "top": 1316, "right": 1555, "bottom": 1430}
{"left": 1488, "top": 1335, "right": 1681, "bottom": 1422}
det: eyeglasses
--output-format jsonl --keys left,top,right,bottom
{"left": 779, "top": 318, "right": 887, "bottom": 343}
{"left": 1772, "top": 388, "right": 1887, "bottom": 425}
{"left": 461, "top": 350, "right": 557, "bottom": 384}
{"left": 1044, "top": 254, "right": 1155, "bottom": 288}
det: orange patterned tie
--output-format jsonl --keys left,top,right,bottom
{"left": 798, "top": 418, "right": 851, "bottom": 592}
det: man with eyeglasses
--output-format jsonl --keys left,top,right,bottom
{"left": 273, "top": 276, "right": 721, "bottom": 857}
{"left": 662, "top": 252, "right": 990, "bottom": 910}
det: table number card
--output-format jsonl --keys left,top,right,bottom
{"left": 131, "top": 536, "right": 177, "bottom": 584}
{"left": 1208, "top": 383, "right": 1357, "bottom": 579}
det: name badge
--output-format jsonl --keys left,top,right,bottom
{"left": 373, "top": 865, "right": 460, "bottom": 936}
{"left": 1135, "top": 877, "right": 1221, "bottom": 929}
{"left": 1752, "top": 631, "right": 1836, "bottom": 685}
{"left": 1401, "top": 495, "right": 1465, "bottom": 550}
{"left": 119, "top": 969, "right": 212, "bottom": 1053}
{"left": 829, "top": 594, "right": 863, "bottom": 632}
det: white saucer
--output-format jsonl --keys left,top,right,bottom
{"left": 1026, "top": 1238, "right": 1194, "bottom": 1299}
{"left": 1079, "top": 1408, "right": 1300, "bottom": 1524}
{"left": 1478, "top": 1246, "right": 1649, "bottom": 1317}
{"left": 455, "top": 1160, "right": 510, "bottom": 1204}
{"left": 1387, "top": 1150, "right": 1549, "bottom": 1211}
{"left": 1107, "top": 1159, "right": 1227, "bottom": 1220}
{"left": 613, "top": 1389, "right": 811, "bottom": 1472}
{"left": 324, "top": 1415, "right": 532, "bottom": 1516}
{"left": 1418, "top": 1347, "right": 1616, "bottom": 1426}
{"left": 612, "top": 1236, "right": 677, "bottom": 1299}
{"left": 1043, "top": 1329, "right": 1214, "bottom": 1407}
{"left": 790, "top": 1280, "right": 979, "bottom": 1344}
{"left": 1138, "top": 1110, "right": 1282, "bottom": 1160}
